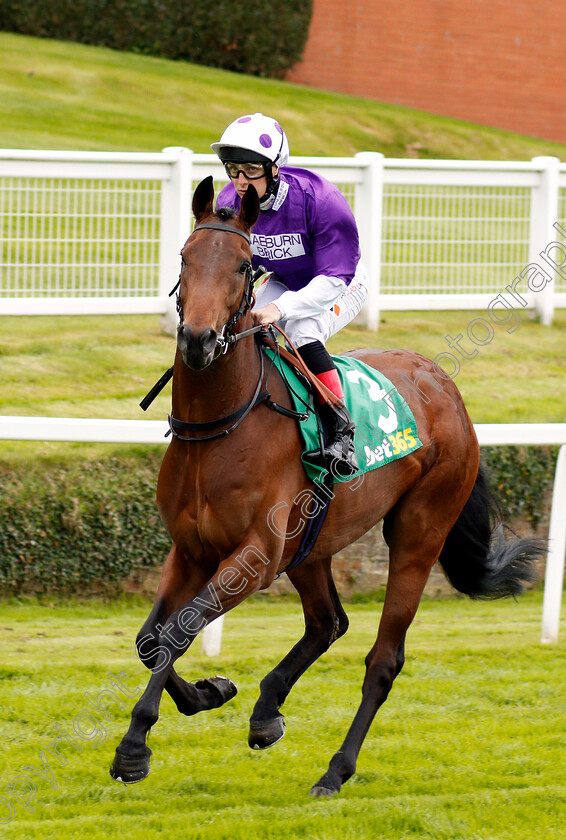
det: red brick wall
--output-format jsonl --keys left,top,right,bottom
{"left": 287, "top": 0, "right": 565, "bottom": 143}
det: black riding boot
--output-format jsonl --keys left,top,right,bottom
{"left": 321, "top": 404, "right": 359, "bottom": 478}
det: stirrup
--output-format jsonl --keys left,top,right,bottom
{"left": 324, "top": 407, "right": 359, "bottom": 477}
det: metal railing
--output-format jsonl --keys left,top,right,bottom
{"left": 2, "top": 149, "right": 566, "bottom": 328}
{"left": 0, "top": 416, "right": 564, "bottom": 645}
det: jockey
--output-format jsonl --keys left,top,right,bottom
{"left": 212, "top": 112, "right": 368, "bottom": 477}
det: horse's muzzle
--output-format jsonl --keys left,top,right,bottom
{"left": 177, "top": 325, "right": 218, "bottom": 370}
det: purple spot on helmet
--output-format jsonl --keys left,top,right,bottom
{"left": 259, "top": 134, "right": 272, "bottom": 149}
{"left": 274, "top": 122, "right": 283, "bottom": 135}
{"left": 237, "top": 116, "right": 252, "bottom": 123}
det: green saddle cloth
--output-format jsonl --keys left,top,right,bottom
{"left": 264, "top": 349, "right": 423, "bottom": 484}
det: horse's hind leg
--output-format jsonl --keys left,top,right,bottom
{"left": 311, "top": 465, "right": 473, "bottom": 797}
{"left": 249, "top": 557, "right": 348, "bottom": 749}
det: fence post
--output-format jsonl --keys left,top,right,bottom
{"left": 541, "top": 444, "right": 566, "bottom": 643}
{"left": 159, "top": 147, "right": 193, "bottom": 334}
{"left": 201, "top": 616, "right": 224, "bottom": 657}
{"left": 529, "top": 156, "right": 560, "bottom": 326}
{"left": 354, "top": 152, "right": 384, "bottom": 331}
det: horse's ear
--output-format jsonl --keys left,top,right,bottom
{"left": 192, "top": 176, "right": 215, "bottom": 222}
{"left": 239, "top": 184, "right": 260, "bottom": 232}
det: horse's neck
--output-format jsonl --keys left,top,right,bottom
{"left": 172, "top": 331, "right": 260, "bottom": 422}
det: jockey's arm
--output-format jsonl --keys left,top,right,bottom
{"left": 253, "top": 274, "right": 346, "bottom": 325}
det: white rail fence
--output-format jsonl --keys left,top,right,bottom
{"left": 2, "top": 150, "right": 566, "bottom": 328}
{"left": 0, "top": 417, "right": 564, "bottom": 647}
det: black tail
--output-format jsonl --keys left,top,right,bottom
{"left": 437, "top": 463, "right": 546, "bottom": 599}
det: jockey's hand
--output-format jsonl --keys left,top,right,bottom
{"left": 251, "top": 303, "right": 282, "bottom": 327}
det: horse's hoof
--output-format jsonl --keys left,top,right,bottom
{"left": 109, "top": 747, "right": 152, "bottom": 784}
{"left": 248, "top": 715, "right": 285, "bottom": 750}
{"left": 194, "top": 675, "right": 237, "bottom": 707}
{"left": 310, "top": 783, "right": 338, "bottom": 797}
{"left": 310, "top": 763, "right": 347, "bottom": 797}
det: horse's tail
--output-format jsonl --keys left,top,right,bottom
{"left": 437, "top": 462, "right": 546, "bottom": 599}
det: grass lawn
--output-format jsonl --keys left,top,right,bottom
{"left": 0, "top": 592, "right": 564, "bottom": 840}
{"left": 2, "top": 31, "right": 566, "bottom": 161}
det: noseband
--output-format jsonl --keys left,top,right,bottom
{"left": 171, "top": 221, "right": 258, "bottom": 357}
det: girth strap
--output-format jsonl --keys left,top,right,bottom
{"left": 284, "top": 470, "right": 334, "bottom": 572}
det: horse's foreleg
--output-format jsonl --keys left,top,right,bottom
{"left": 137, "top": 609, "right": 237, "bottom": 718}
{"left": 132, "top": 545, "right": 233, "bottom": 717}
{"left": 110, "top": 550, "right": 268, "bottom": 784}
{"left": 249, "top": 557, "right": 348, "bottom": 749}
{"left": 137, "top": 614, "right": 238, "bottom": 718}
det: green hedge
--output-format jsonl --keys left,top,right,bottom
{"left": 0, "top": 0, "right": 313, "bottom": 78}
{"left": 0, "top": 453, "right": 171, "bottom": 595}
{"left": 0, "top": 445, "right": 556, "bottom": 596}
{"left": 481, "top": 445, "right": 557, "bottom": 531}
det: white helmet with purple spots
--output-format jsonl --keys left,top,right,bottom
{"left": 211, "top": 113, "right": 290, "bottom": 168}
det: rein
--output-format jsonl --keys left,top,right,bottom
{"left": 165, "top": 327, "right": 315, "bottom": 442}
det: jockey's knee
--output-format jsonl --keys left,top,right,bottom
{"left": 285, "top": 317, "right": 326, "bottom": 348}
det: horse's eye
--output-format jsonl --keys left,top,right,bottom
{"left": 239, "top": 261, "right": 250, "bottom": 274}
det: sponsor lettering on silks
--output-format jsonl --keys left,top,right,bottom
{"left": 251, "top": 232, "right": 306, "bottom": 261}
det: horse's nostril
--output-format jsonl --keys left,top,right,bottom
{"left": 177, "top": 325, "right": 191, "bottom": 349}
{"left": 200, "top": 328, "right": 217, "bottom": 353}
{"left": 177, "top": 325, "right": 217, "bottom": 370}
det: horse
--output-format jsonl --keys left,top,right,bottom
{"left": 110, "top": 176, "right": 543, "bottom": 797}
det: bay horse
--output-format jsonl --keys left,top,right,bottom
{"left": 110, "top": 176, "right": 542, "bottom": 796}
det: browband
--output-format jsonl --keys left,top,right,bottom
{"left": 193, "top": 222, "right": 251, "bottom": 243}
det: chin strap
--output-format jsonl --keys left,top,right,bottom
{"left": 259, "top": 171, "right": 280, "bottom": 211}
{"left": 259, "top": 190, "right": 277, "bottom": 211}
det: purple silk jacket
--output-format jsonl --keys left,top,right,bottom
{"left": 216, "top": 167, "right": 361, "bottom": 292}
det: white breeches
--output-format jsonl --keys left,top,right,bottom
{"left": 254, "top": 262, "right": 368, "bottom": 347}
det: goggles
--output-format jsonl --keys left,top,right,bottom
{"left": 224, "top": 162, "right": 266, "bottom": 180}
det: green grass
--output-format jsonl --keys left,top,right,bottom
{"left": 3, "top": 31, "right": 566, "bottom": 159}
{"left": 0, "top": 593, "right": 564, "bottom": 839}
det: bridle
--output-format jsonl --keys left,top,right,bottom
{"left": 139, "top": 218, "right": 272, "bottom": 436}
{"left": 171, "top": 221, "right": 261, "bottom": 358}
{"left": 140, "top": 217, "right": 323, "bottom": 440}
